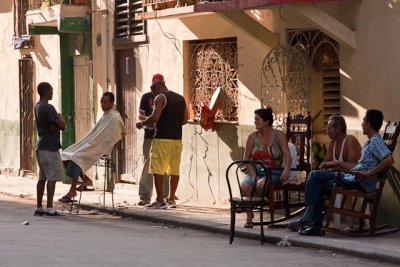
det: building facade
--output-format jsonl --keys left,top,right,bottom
{"left": 1, "top": 0, "right": 400, "bottom": 225}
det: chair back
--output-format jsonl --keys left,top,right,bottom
{"left": 286, "top": 113, "right": 312, "bottom": 172}
{"left": 383, "top": 121, "right": 400, "bottom": 152}
{"left": 225, "top": 160, "right": 269, "bottom": 202}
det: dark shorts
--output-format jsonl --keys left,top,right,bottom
{"left": 63, "top": 160, "right": 82, "bottom": 180}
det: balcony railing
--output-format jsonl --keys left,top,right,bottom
{"left": 29, "top": 0, "right": 89, "bottom": 9}
{"left": 142, "top": 0, "right": 200, "bottom": 10}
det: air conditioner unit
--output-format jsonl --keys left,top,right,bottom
{"left": 14, "top": 35, "right": 34, "bottom": 49}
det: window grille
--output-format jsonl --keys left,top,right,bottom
{"left": 288, "top": 29, "right": 340, "bottom": 124}
{"left": 189, "top": 38, "right": 238, "bottom": 121}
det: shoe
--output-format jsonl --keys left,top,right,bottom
{"left": 166, "top": 198, "right": 176, "bottom": 208}
{"left": 34, "top": 208, "right": 45, "bottom": 216}
{"left": 138, "top": 199, "right": 150, "bottom": 206}
{"left": 298, "top": 225, "right": 325, "bottom": 236}
{"left": 44, "top": 208, "right": 64, "bottom": 217}
{"left": 145, "top": 201, "right": 167, "bottom": 209}
{"left": 286, "top": 219, "right": 314, "bottom": 232}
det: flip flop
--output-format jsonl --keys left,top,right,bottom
{"left": 58, "top": 196, "right": 77, "bottom": 203}
{"left": 244, "top": 222, "right": 254, "bottom": 228}
{"left": 76, "top": 185, "right": 95, "bottom": 191}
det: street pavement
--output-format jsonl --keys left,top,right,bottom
{"left": 1, "top": 174, "right": 400, "bottom": 265}
{"left": 2, "top": 195, "right": 398, "bottom": 267}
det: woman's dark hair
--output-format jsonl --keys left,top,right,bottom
{"left": 254, "top": 108, "right": 273, "bottom": 126}
{"left": 37, "top": 82, "right": 52, "bottom": 96}
{"left": 365, "top": 109, "right": 384, "bottom": 131}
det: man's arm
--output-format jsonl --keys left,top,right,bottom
{"left": 136, "top": 94, "right": 165, "bottom": 129}
{"left": 182, "top": 103, "right": 189, "bottom": 125}
{"left": 318, "top": 141, "right": 334, "bottom": 169}
{"left": 54, "top": 114, "right": 66, "bottom": 131}
{"left": 355, "top": 154, "right": 394, "bottom": 178}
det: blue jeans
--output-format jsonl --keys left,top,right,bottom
{"left": 305, "top": 170, "right": 364, "bottom": 228}
{"left": 242, "top": 165, "right": 282, "bottom": 187}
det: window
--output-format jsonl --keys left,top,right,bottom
{"left": 115, "top": 0, "right": 146, "bottom": 39}
{"left": 188, "top": 38, "right": 238, "bottom": 121}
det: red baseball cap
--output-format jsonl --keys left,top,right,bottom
{"left": 151, "top": 73, "right": 165, "bottom": 86}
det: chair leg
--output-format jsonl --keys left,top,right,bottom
{"left": 260, "top": 207, "right": 264, "bottom": 245}
{"left": 76, "top": 188, "right": 83, "bottom": 215}
{"left": 230, "top": 204, "right": 236, "bottom": 244}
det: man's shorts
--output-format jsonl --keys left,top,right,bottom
{"left": 63, "top": 160, "right": 82, "bottom": 180}
{"left": 37, "top": 150, "right": 64, "bottom": 182}
{"left": 149, "top": 139, "right": 183, "bottom": 176}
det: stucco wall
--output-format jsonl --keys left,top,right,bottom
{"left": 0, "top": 2, "right": 60, "bottom": 170}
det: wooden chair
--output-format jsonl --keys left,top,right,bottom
{"left": 225, "top": 160, "right": 271, "bottom": 245}
{"left": 262, "top": 113, "right": 312, "bottom": 226}
{"left": 325, "top": 121, "right": 400, "bottom": 236}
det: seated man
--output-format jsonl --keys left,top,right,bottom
{"left": 59, "top": 92, "right": 126, "bottom": 203}
{"left": 287, "top": 114, "right": 362, "bottom": 233}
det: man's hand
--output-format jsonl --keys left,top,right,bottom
{"left": 136, "top": 121, "right": 143, "bottom": 129}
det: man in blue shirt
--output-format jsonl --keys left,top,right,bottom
{"left": 291, "top": 110, "right": 394, "bottom": 236}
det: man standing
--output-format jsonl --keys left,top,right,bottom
{"left": 34, "top": 82, "right": 65, "bottom": 216}
{"left": 287, "top": 114, "right": 362, "bottom": 232}
{"left": 136, "top": 74, "right": 188, "bottom": 209}
{"left": 137, "top": 92, "right": 169, "bottom": 206}
{"left": 59, "top": 92, "right": 125, "bottom": 202}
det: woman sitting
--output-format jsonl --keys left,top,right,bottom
{"left": 241, "top": 108, "right": 291, "bottom": 228}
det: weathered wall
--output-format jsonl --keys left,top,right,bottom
{"left": 0, "top": 2, "right": 60, "bottom": 170}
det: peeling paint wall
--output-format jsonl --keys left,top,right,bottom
{"left": 0, "top": 2, "right": 60, "bottom": 170}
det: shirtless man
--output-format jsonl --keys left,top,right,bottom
{"left": 287, "top": 114, "right": 362, "bottom": 234}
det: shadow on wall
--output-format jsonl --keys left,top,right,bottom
{"left": 214, "top": 123, "right": 243, "bottom": 161}
{"left": 33, "top": 36, "right": 52, "bottom": 69}
{"left": 0, "top": 2, "right": 11, "bottom": 13}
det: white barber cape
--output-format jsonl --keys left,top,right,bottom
{"left": 61, "top": 107, "right": 126, "bottom": 174}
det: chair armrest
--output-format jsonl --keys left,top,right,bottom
{"left": 334, "top": 170, "right": 385, "bottom": 183}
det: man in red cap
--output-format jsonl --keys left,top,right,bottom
{"left": 136, "top": 74, "right": 188, "bottom": 209}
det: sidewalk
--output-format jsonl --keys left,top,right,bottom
{"left": 1, "top": 174, "right": 400, "bottom": 264}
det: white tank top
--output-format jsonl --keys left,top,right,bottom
{"left": 332, "top": 135, "right": 349, "bottom": 162}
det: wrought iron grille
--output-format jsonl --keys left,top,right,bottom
{"left": 115, "top": 0, "right": 146, "bottom": 39}
{"left": 189, "top": 39, "right": 238, "bottom": 121}
{"left": 287, "top": 29, "right": 339, "bottom": 71}
{"left": 288, "top": 29, "right": 340, "bottom": 124}
{"left": 261, "top": 44, "right": 311, "bottom": 129}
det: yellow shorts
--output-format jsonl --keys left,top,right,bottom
{"left": 149, "top": 139, "right": 183, "bottom": 176}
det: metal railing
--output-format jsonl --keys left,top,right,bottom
{"left": 29, "top": 0, "right": 89, "bottom": 9}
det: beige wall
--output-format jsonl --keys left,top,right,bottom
{"left": 0, "top": 2, "right": 60, "bottom": 170}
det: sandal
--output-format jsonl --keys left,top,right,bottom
{"left": 76, "top": 185, "right": 94, "bottom": 191}
{"left": 58, "top": 196, "right": 77, "bottom": 203}
{"left": 244, "top": 222, "right": 254, "bottom": 228}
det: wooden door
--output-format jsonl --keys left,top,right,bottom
{"left": 19, "top": 56, "right": 34, "bottom": 172}
{"left": 115, "top": 48, "right": 137, "bottom": 183}
{"left": 73, "top": 55, "right": 92, "bottom": 141}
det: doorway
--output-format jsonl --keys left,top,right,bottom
{"left": 115, "top": 48, "right": 137, "bottom": 183}
{"left": 19, "top": 56, "right": 34, "bottom": 172}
